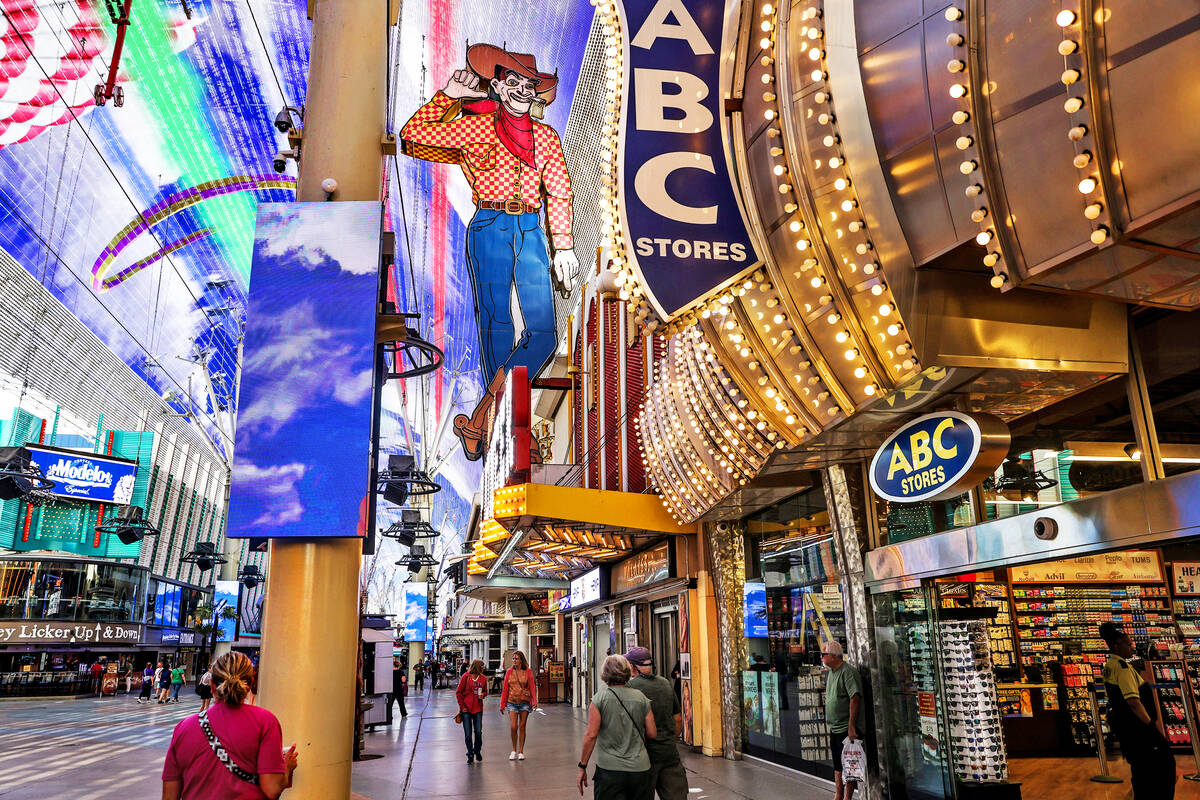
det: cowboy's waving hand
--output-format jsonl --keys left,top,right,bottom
{"left": 444, "top": 69, "right": 487, "bottom": 100}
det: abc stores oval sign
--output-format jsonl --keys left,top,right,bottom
{"left": 869, "top": 412, "right": 1010, "bottom": 503}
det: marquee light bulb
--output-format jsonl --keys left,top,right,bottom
{"left": 811, "top": 69, "right": 826, "bottom": 82}
{"left": 844, "top": 349, "right": 858, "bottom": 360}
{"left": 1058, "top": 40, "right": 1078, "bottom": 55}
{"left": 810, "top": 275, "right": 825, "bottom": 288}
{"left": 841, "top": 199, "right": 857, "bottom": 212}
{"left": 789, "top": 220, "right": 803, "bottom": 232}
{"left": 947, "top": 32, "right": 964, "bottom": 47}
{"left": 1069, "top": 125, "right": 1088, "bottom": 141}
{"left": 1061, "top": 69, "right": 1080, "bottom": 85}
{"left": 878, "top": 303, "right": 892, "bottom": 315}
{"left": 983, "top": 252, "right": 1000, "bottom": 267}
{"left": 1073, "top": 151, "right": 1092, "bottom": 168}
{"left": 854, "top": 366, "right": 867, "bottom": 379}
{"left": 1084, "top": 202, "right": 1103, "bottom": 219}
{"left": 949, "top": 83, "right": 968, "bottom": 99}
{"left": 834, "top": 177, "right": 848, "bottom": 191}
{"left": 947, "top": 59, "right": 965, "bottom": 73}
{"left": 1056, "top": 9, "right": 1077, "bottom": 26}
{"left": 759, "top": 37, "right": 772, "bottom": 49}
{"left": 960, "top": 160, "right": 978, "bottom": 175}
{"left": 1064, "top": 96, "right": 1084, "bottom": 114}
{"left": 945, "top": 6, "right": 963, "bottom": 20}
{"left": 971, "top": 207, "right": 988, "bottom": 223}
{"left": 990, "top": 272, "right": 1008, "bottom": 289}
{"left": 1090, "top": 226, "right": 1109, "bottom": 244}
{"left": 976, "top": 230, "right": 993, "bottom": 246}
{"left": 952, "top": 110, "right": 970, "bottom": 125}
{"left": 864, "top": 384, "right": 877, "bottom": 396}
{"left": 835, "top": 330, "right": 849, "bottom": 343}
{"left": 827, "top": 312, "right": 841, "bottom": 324}
{"left": 1078, "top": 177, "right": 1097, "bottom": 194}
{"left": 956, "top": 136, "right": 973, "bottom": 150}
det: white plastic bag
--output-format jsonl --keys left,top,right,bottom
{"left": 841, "top": 737, "right": 867, "bottom": 784}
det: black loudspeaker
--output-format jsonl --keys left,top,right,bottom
{"left": 113, "top": 506, "right": 145, "bottom": 545}
{"left": 388, "top": 454, "right": 415, "bottom": 474}
{"left": 392, "top": 526, "right": 416, "bottom": 548}
{"left": 0, "top": 447, "right": 33, "bottom": 501}
{"left": 401, "top": 509, "right": 421, "bottom": 525}
{"left": 383, "top": 482, "right": 408, "bottom": 506}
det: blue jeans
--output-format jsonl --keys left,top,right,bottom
{"left": 462, "top": 711, "right": 483, "bottom": 757}
{"left": 169, "top": 682, "right": 182, "bottom": 701}
{"left": 465, "top": 209, "right": 556, "bottom": 380}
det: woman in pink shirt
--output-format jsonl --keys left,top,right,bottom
{"left": 499, "top": 650, "right": 538, "bottom": 761}
{"left": 456, "top": 659, "right": 489, "bottom": 764}
{"left": 162, "top": 652, "right": 298, "bottom": 799}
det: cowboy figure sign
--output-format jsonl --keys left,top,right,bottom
{"left": 401, "top": 44, "right": 577, "bottom": 383}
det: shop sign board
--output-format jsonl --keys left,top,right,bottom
{"left": 611, "top": 541, "right": 672, "bottom": 595}
{"left": 548, "top": 661, "right": 565, "bottom": 682}
{"left": 569, "top": 566, "right": 605, "bottom": 609}
{"left": 618, "top": 0, "right": 760, "bottom": 318}
{"left": 25, "top": 445, "right": 138, "bottom": 505}
{"left": 481, "top": 366, "right": 532, "bottom": 521}
{"left": 0, "top": 621, "right": 142, "bottom": 645}
{"left": 869, "top": 412, "right": 1010, "bottom": 503}
{"left": 1173, "top": 562, "right": 1200, "bottom": 596}
{"left": 1011, "top": 550, "right": 1163, "bottom": 584}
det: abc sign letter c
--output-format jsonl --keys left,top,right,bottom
{"left": 633, "top": 152, "right": 718, "bottom": 225}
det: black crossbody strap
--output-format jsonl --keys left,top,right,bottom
{"left": 198, "top": 710, "right": 260, "bottom": 785}
{"left": 609, "top": 688, "right": 647, "bottom": 743}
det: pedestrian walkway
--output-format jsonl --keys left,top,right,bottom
{"left": 0, "top": 689, "right": 831, "bottom": 799}
{"left": 355, "top": 686, "right": 831, "bottom": 800}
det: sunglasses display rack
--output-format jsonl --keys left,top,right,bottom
{"left": 1149, "top": 660, "right": 1194, "bottom": 748}
{"left": 939, "top": 620, "right": 1008, "bottom": 783}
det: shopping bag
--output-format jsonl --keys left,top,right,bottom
{"left": 841, "top": 737, "right": 867, "bottom": 784}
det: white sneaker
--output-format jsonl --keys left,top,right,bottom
{"left": 517, "top": 753, "right": 525, "bottom": 761}
{"left": 509, "top": 751, "right": 518, "bottom": 761}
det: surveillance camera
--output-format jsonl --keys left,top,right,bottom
{"left": 273, "top": 151, "right": 290, "bottom": 174}
{"left": 1033, "top": 517, "right": 1058, "bottom": 541}
{"left": 321, "top": 177, "right": 338, "bottom": 194}
{"left": 273, "top": 109, "right": 293, "bottom": 134}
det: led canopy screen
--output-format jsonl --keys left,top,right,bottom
{"left": 227, "top": 202, "right": 381, "bottom": 538}
{"left": 402, "top": 582, "right": 428, "bottom": 643}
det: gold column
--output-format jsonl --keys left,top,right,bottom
{"left": 257, "top": 2, "right": 387, "bottom": 798}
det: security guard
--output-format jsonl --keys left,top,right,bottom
{"left": 1099, "top": 621, "right": 1176, "bottom": 799}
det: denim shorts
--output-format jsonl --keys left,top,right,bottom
{"left": 506, "top": 701, "right": 533, "bottom": 713}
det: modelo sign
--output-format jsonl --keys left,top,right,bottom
{"left": 619, "top": 0, "right": 760, "bottom": 318}
{"left": 26, "top": 445, "right": 137, "bottom": 505}
{"left": 869, "top": 412, "right": 1009, "bottom": 503}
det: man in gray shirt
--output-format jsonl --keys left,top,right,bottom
{"left": 627, "top": 646, "right": 689, "bottom": 799}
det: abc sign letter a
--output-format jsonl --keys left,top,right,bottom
{"left": 631, "top": 0, "right": 718, "bottom": 225}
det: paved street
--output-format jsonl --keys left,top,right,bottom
{"left": 0, "top": 687, "right": 830, "bottom": 799}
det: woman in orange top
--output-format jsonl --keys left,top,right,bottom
{"left": 499, "top": 651, "right": 538, "bottom": 761}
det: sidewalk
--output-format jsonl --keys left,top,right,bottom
{"left": 0, "top": 689, "right": 833, "bottom": 799}
{"left": 354, "top": 686, "right": 832, "bottom": 800}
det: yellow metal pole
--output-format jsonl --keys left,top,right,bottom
{"left": 257, "top": 1, "right": 387, "bottom": 798}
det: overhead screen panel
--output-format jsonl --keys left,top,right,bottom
{"left": 226, "top": 201, "right": 381, "bottom": 538}
{"left": 402, "top": 582, "right": 428, "bottom": 643}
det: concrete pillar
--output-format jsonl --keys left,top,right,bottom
{"left": 256, "top": 2, "right": 387, "bottom": 798}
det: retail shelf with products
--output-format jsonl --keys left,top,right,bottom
{"left": 1055, "top": 659, "right": 1109, "bottom": 750}
{"left": 793, "top": 668, "right": 831, "bottom": 763}
{"left": 1010, "top": 583, "right": 1174, "bottom": 677}
{"left": 1149, "top": 660, "right": 1194, "bottom": 749}
{"left": 936, "top": 582, "right": 1018, "bottom": 678}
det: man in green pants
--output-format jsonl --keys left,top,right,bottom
{"left": 823, "top": 641, "right": 864, "bottom": 800}
{"left": 627, "top": 646, "right": 688, "bottom": 799}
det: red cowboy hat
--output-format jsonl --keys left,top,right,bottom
{"left": 467, "top": 43, "right": 558, "bottom": 105}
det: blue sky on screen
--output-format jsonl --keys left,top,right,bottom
{"left": 213, "top": 580, "right": 240, "bottom": 643}
{"left": 401, "top": 582, "right": 428, "bottom": 642}
{"left": 227, "top": 202, "right": 380, "bottom": 538}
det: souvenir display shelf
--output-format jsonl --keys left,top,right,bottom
{"left": 1149, "top": 660, "right": 1194, "bottom": 749}
{"left": 793, "top": 667, "right": 831, "bottom": 763}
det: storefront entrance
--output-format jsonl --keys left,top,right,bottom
{"left": 875, "top": 538, "right": 1200, "bottom": 800}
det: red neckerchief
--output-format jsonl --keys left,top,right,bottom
{"left": 462, "top": 99, "right": 536, "bottom": 168}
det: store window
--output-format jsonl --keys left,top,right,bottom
{"left": 741, "top": 482, "right": 846, "bottom": 776}
{"left": 0, "top": 559, "right": 143, "bottom": 622}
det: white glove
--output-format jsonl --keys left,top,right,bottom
{"left": 553, "top": 250, "right": 579, "bottom": 297}
{"left": 443, "top": 68, "right": 487, "bottom": 100}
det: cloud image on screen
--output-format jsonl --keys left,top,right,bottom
{"left": 227, "top": 202, "right": 381, "bottom": 538}
{"left": 213, "top": 580, "right": 240, "bottom": 644}
{"left": 402, "top": 583, "right": 428, "bottom": 643}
